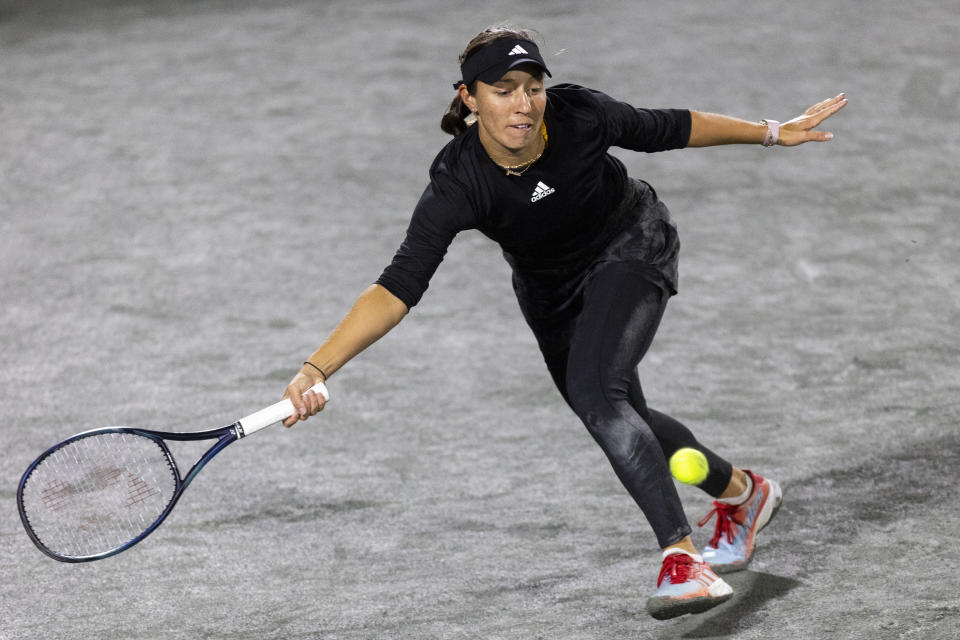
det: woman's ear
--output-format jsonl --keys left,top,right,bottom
{"left": 458, "top": 84, "right": 477, "bottom": 113}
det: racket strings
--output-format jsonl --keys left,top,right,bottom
{"left": 20, "top": 432, "right": 178, "bottom": 559}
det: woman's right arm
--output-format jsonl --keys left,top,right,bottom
{"left": 282, "top": 165, "right": 473, "bottom": 426}
{"left": 282, "top": 283, "right": 409, "bottom": 426}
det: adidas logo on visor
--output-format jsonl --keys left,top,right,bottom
{"left": 508, "top": 45, "right": 529, "bottom": 56}
{"left": 531, "top": 181, "right": 555, "bottom": 202}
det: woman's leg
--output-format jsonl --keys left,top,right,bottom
{"left": 521, "top": 263, "right": 742, "bottom": 617}
{"left": 628, "top": 384, "right": 734, "bottom": 499}
{"left": 558, "top": 262, "right": 689, "bottom": 548}
{"left": 530, "top": 289, "right": 735, "bottom": 501}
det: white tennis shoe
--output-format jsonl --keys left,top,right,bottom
{"left": 699, "top": 470, "right": 783, "bottom": 573}
{"left": 646, "top": 548, "right": 734, "bottom": 620}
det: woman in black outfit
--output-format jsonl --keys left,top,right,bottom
{"left": 282, "top": 26, "right": 846, "bottom": 620}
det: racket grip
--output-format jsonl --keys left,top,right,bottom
{"left": 237, "top": 381, "right": 330, "bottom": 437}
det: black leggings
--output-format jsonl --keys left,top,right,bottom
{"left": 519, "top": 260, "right": 733, "bottom": 548}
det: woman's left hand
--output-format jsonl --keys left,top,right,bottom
{"left": 777, "top": 93, "right": 848, "bottom": 146}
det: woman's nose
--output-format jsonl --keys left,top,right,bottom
{"left": 516, "top": 92, "right": 532, "bottom": 112}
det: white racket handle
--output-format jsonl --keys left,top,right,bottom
{"left": 236, "top": 381, "right": 329, "bottom": 437}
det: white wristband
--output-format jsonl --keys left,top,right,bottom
{"left": 760, "top": 119, "right": 780, "bottom": 147}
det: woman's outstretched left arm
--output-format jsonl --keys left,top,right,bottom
{"left": 687, "top": 93, "right": 848, "bottom": 148}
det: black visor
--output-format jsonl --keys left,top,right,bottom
{"left": 453, "top": 38, "right": 552, "bottom": 89}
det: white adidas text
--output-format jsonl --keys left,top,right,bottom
{"left": 531, "top": 181, "right": 555, "bottom": 202}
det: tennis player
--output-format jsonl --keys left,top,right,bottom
{"left": 282, "top": 26, "right": 846, "bottom": 620}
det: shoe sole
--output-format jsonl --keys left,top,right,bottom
{"left": 647, "top": 591, "right": 734, "bottom": 620}
{"left": 711, "top": 480, "right": 783, "bottom": 574}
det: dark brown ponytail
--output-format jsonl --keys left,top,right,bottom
{"left": 440, "top": 25, "right": 541, "bottom": 136}
{"left": 441, "top": 92, "right": 473, "bottom": 136}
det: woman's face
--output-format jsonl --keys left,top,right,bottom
{"left": 462, "top": 66, "right": 546, "bottom": 157}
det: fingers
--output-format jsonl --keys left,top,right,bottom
{"left": 806, "top": 95, "right": 847, "bottom": 140}
{"left": 807, "top": 130, "right": 836, "bottom": 143}
{"left": 805, "top": 93, "right": 846, "bottom": 115}
{"left": 780, "top": 126, "right": 834, "bottom": 146}
{"left": 780, "top": 93, "right": 847, "bottom": 145}
{"left": 804, "top": 93, "right": 848, "bottom": 126}
{"left": 281, "top": 373, "right": 328, "bottom": 427}
{"left": 282, "top": 386, "right": 303, "bottom": 427}
{"left": 301, "top": 389, "right": 327, "bottom": 419}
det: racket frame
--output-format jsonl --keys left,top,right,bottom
{"left": 17, "top": 423, "right": 240, "bottom": 563}
{"left": 16, "top": 380, "right": 328, "bottom": 563}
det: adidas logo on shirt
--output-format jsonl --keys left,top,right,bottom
{"left": 508, "top": 45, "right": 529, "bottom": 56}
{"left": 531, "top": 181, "right": 555, "bottom": 202}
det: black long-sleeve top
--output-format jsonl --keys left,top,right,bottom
{"left": 376, "top": 84, "right": 691, "bottom": 309}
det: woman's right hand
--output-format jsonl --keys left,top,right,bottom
{"left": 282, "top": 366, "right": 327, "bottom": 427}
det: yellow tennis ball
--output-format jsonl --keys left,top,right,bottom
{"left": 669, "top": 448, "right": 709, "bottom": 485}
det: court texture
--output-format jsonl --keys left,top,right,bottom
{"left": 1, "top": 1, "right": 957, "bottom": 638}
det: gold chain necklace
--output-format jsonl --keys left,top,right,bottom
{"left": 497, "top": 123, "right": 548, "bottom": 177}
{"left": 501, "top": 149, "right": 544, "bottom": 176}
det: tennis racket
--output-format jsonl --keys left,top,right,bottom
{"left": 17, "top": 381, "right": 329, "bottom": 563}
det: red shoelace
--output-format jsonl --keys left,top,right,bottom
{"left": 658, "top": 553, "right": 695, "bottom": 586}
{"left": 698, "top": 502, "right": 745, "bottom": 548}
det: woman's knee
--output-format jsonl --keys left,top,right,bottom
{"left": 565, "top": 366, "right": 621, "bottom": 420}
{"left": 567, "top": 371, "right": 654, "bottom": 453}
